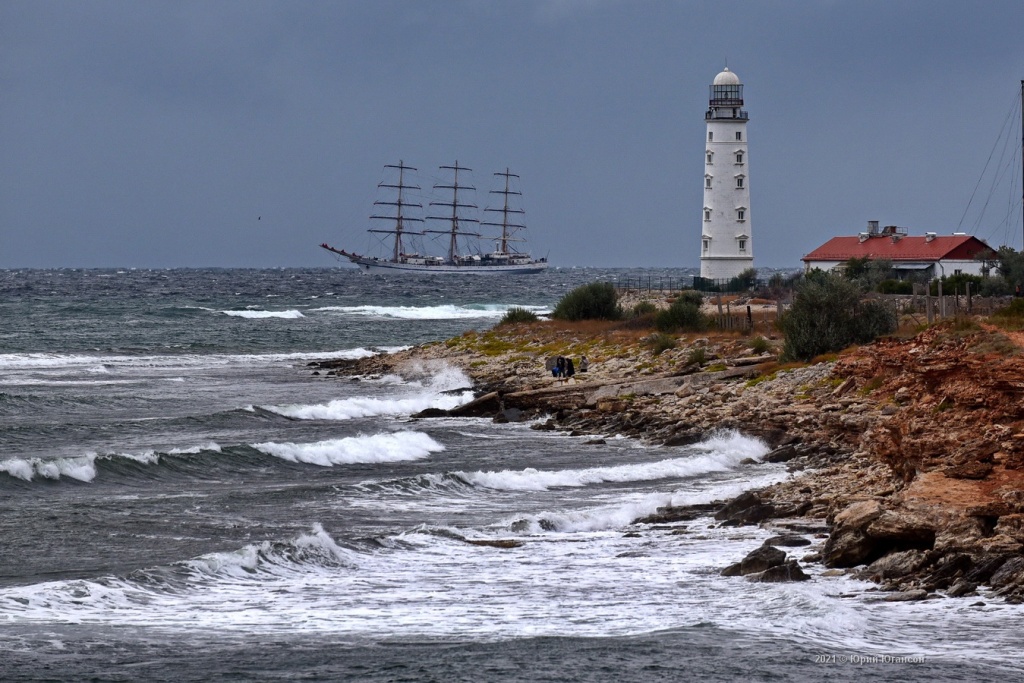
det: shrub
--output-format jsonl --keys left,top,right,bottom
{"left": 497, "top": 307, "right": 539, "bottom": 326}
{"left": 928, "top": 273, "right": 983, "bottom": 296}
{"left": 655, "top": 296, "right": 710, "bottom": 333}
{"left": 749, "top": 336, "right": 770, "bottom": 354}
{"left": 993, "top": 298, "right": 1024, "bottom": 319}
{"left": 551, "top": 282, "right": 622, "bottom": 321}
{"left": 646, "top": 333, "right": 677, "bottom": 356}
{"left": 877, "top": 279, "right": 913, "bottom": 295}
{"left": 686, "top": 346, "right": 708, "bottom": 366}
{"left": 779, "top": 273, "right": 897, "bottom": 361}
{"left": 630, "top": 301, "right": 658, "bottom": 317}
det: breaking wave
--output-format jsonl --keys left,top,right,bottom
{"left": 253, "top": 432, "right": 444, "bottom": 466}
{"left": 219, "top": 309, "right": 304, "bottom": 319}
{"left": 0, "top": 443, "right": 223, "bottom": 482}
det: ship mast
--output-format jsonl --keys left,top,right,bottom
{"left": 425, "top": 161, "right": 480, "bottom": 262}
{"left": 482, "top": 169, "right": 527, "bottom": 255}
{"left": 1020, "top": 79, "right": 1023, "bottom": 249}
{"left": 369, "top": 161, "right": 424, "bottom": 262}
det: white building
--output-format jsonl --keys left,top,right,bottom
{"left": 700, "top": 67, "right": 754, "bottom": 280}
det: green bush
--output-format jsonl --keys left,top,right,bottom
{"left": 497, "top": 307, "right": 539, "bottom": 326}
{"left": 630, "top": 301, "right": 658, "bottom": 317}
{"left": 687, "top": 346, "right": 708, "bottom": 366}
{"left": 551, "top": 282, "right": 622, "bottom": 321}
{"left": 928, "top": 273, "right": 983, "bottom": 296}
{"left": 655, "top": 296, "right": 710, "bottom": 333}
{"left": 749, "top": 336, "right": 770, "bottom": 354}
{"left": 992, "top": 298, "right": 1024, "bottom": 319}
{"left": 780, "top": 273, "right": 897, "bottom": 361}
{"left": 646, "top": 333, "right": 677, "bottom": 356}
{"left": 877, "top": 279, "right": 913, "bottom": 295}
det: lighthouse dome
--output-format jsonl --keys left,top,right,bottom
{"left": 713, "top": 68, "right": 741, "bottom": 86}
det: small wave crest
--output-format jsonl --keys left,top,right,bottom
{"left": 219, "top": 309, "right": 304, "bottom": 319}
{"left": 459, "top": 430, "right": 768, "bottom": 492}
{"left": 310, "top": 303, "right": 548, "bottom": 320}
{"left": 252, "top": 432, "right": 444, "bottom": 466}
{"left": 263, "top": 365, "right": 473, "bottom": 420}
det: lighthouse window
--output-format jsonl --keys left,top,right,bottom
{"left": 736, "top": 152, "right": 744, "bottom": 164}
{"left": 736, "top": 177, "right": 744, "bottom": 189}
{"left": 737, "top": 209, "right": 745, "bottom": 220}
{"left": 739, "top": 239, "right": 747, "bottom": 252}
{"left": 705, "top": 176, "right": 712, "bottom": 189}
{"left": 708, "top": 131, "right": 713, "bottom": 142}
{"left": 703, "top": 239, "right": 710, "bottom": 252}
{"left": 704, "top": 209, "right": 711, "bottom": 221}
{"left": 735, "top": 132, "right": 742, "bottom": 141}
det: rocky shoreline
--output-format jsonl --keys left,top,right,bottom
{"left": 311, "top": 318, "right": 1024, "bottom": 602}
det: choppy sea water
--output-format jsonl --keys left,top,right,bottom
{"left": 0, "top": 268, "right": 1019, "bottom": 682}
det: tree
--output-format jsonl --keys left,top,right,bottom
{"left": 551, "top": 282, "right": 622, "bottom": 321}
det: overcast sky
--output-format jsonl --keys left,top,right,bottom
{"left": 2, "top": 0, "right": 1023, "bottom": 269}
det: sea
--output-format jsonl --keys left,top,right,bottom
{"left": 0, "top": 267, "right": 1019, "bottom": 682}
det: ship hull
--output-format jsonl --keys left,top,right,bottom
{"left": 351, "top": 255, "right": 549, "bottom": 275}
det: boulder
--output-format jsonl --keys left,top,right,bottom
{"left": 989, "top": 556, "right": 1024, "bottom": 588}
{"left": 762, "top": 534, "right": 812, "bottom": 548}
{"left": 858, "top": 549, "right": 928, "bottom": 581}
{"left": 721, "top": 545, "right": 787, "bottom": 577}
{"left": 764, "top": 444, "right": 798, "bottom": 463}
{"left": 714, "top": 491, "right": 777, "bottom": 526}
{"left": 883, "top": 589, "right": 929, "bottom": 602}
{"left": 749, "top": 560, "right": 810, "bottom": 583}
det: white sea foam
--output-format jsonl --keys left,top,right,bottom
{"left": 460, "top": 431, "right": 769, "bottom": 492}
{"left": 310, "top": 304, "right": 549, "bottom": 320}
{"left": 0, "top": 348, "right": 376, "bottom": 372}
{"left": 0, "top": 455, "right": 98, "bottom": 482}
{"left": 253, "top": 432, "right": 444, "bottom": 466}
{"left": 219, "top": 309, "right": 305, "bottom": 319}
{"left": 264, "top": 365, "right": 473, "bottom": 420}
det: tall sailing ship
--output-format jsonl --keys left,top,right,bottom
{"left": 321, "top": 161, "right": 548, "bottom": 274}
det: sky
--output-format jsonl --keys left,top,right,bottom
{"left": 2, "top": 0, "right": 1023, "bottom": 269}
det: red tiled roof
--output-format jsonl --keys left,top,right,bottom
{"left": 802, "top": 235, "right": 990, "bottom": 263}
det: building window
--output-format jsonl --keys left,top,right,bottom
{"left": 705, "top": 176, "right": 712, "bottom": 189}
{"left": 704, "top": 209, "right": 712, "bottom": 221}
{"left": 738, "top": 239, "right": 746, "bottom": 252}
{"left": 736, "top": 131, "right": 742, "bottom": 141}
{"left": 737, "top": 209, "right": 745, "bottom": 220}
{"left": 736, "top": 177, "right": 744, "bottom": 189}
{"left": 708, "top": 131, "right": 713, "bottom": 142}
{"left": 703, "top": 239, "right": 710, "bottom": 252}
{"left": 706, "top": 151, "right": 713, "bottom": 164}
{"left": 735, "top": 152, "right": 743, "bottom": 164}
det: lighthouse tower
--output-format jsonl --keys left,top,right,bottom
{"left": 700, "top": 67, "right": 754, "bottom": 280}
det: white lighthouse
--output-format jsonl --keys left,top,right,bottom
{"left": 700, "top": 67, "right": 754, "bottom": 280}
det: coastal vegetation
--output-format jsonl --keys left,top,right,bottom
{"left": 497, "top": 307, "right": 539, "bottom": 326}
{"left": 551, "top": 282, "right": 622, "bottom": 321}
{"left": 779, "top": 271, "right": 896, "bottom": 361}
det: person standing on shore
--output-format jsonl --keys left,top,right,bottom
{"left": 580, "top": 356, "right": 589, "bottom": 373}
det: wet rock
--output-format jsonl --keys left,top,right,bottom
{"left": 412, "top": 407, "right": 449, "bottom": 418}
{"left": 714, "top": 491, "right": 776, "bottom": 526}
{"left": 857, "top": 549, "right": 928, "bottom": 581}
{"left": 749, "top": 560, "right": 810, "bottom": 583}
{"left": 947, "top": 581, "right": 977, "bottom": 597}
{"left": 884, "top": 589, "right": 929, "bottom": 602}
{"left": 762, "top": 534, "right": 812, "bottom": 548}
{"left": 764, "top": 444, "right": 798, "bottom": 463}
{"left": 635, "top": 503, "right": 722, "bottom": 525}
{"left": 734, "top": 545, "right": 787, "bottom": 576}
{"left": 989, "top": 555, "right": 1024, "bottom": 588}
{"left": 964, "top": 554, "right": 1012, "bottom": 584}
